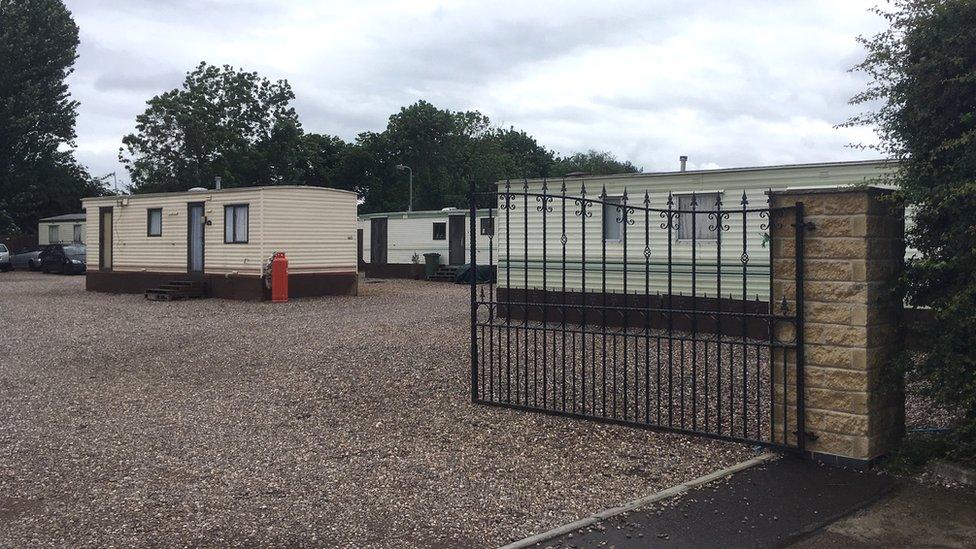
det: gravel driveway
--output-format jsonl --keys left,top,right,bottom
{"left": 0, "top": 272, "right": 752, "bottom": 548}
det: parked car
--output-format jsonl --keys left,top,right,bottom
{"left": 0, "top": 243, "right": 10, "bottom": 271}
{"left": 39, "top": 244, "right": 86, "bottom": 274}
{"left": 10, "top": 245, "right": 43, "bottom": 270}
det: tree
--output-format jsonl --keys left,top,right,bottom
{"left": 848, "top": 0, "right": 976, "bottom": 460}
{"left": 0, "top": 0, "right": 102, "bottom": 233}
{"left": 120, "top": 62, "right": 305, "bottom": 193}
{"left": 551, "top": 150, "right": 642, "bottom": 177}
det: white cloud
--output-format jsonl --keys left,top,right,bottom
{"left": 64, "top": 0, "right": 886, "bottom": 184}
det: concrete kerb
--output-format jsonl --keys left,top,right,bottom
{"left": 498, "top": 452, "right": 779, "bottom": 549}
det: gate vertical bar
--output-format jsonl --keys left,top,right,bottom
{"left": 470, "top": 178, "right": 479, "bottom": 402}
{"left": 794, "top": 202, "right": 807, "bottom": 451}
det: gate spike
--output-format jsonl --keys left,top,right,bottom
{"left": 522, "top": 178, "right": 529, "bottom": 191}
{"left": 599, "top": 184, "right": 608, "bottom": 201}
{"left": 715, "top": 192, "right": 723, "bottom": 208}
{"left": 691, "top": 191, "right": 698, "bottom": 208}
{"left": 622, "top": 187, "right": 628, "bottom": 202}
{"left": 766, "top": 187, "right": 773, "bottom": 205}
{"left": 740, "top": 190, "right": 749, "bottom": 206}
{"left": 541, "top": 177, "right": 548, "bottom": 192}
{"left": 580, "top": 181, "right": 587, "bottom": 197}
{"left": 504, "top": 178, "right": 511, "bottom": 192}
{"left": 560, "top": 177, "right": 567, "bottom": 193}
{"left": 666, "top": 191, "right": 674, "bottom": 207}
{"left": 643, "top": 191, "right": 651, "bottom": 206}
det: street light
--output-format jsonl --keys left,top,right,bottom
{"left": 395, "top": 164, "right": 413, "bottom": 212}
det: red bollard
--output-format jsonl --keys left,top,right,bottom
{"left": 271, "top": 252, "right": 288, "bottom": 303}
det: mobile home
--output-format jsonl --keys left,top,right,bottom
{"left": 82, "top": 186, "right": 358, "bottom": 300}
{"left": 38, "top": 213, "right": 86, "bottom": 245}
{"left": 493, "top": 160, "right": 893, "bottom": 303}
{"left": 358, "top": 208, "right": 494, "bottom": 279}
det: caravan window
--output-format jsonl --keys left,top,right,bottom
{"left": 147, "top": 208, "right": 162, "bottom": 237}
{"left": 480, "top": 217, "right": 494, "bottom": 236}
{"left": 432, "top": 222, "right": 446, "bottom": 240}
{"left": 48, "top": 225, "right": 60, "bottom": 244}
{"left": 677, "top": 193, "right": 720, "bottom": 241}
{"left": 602, "top": 197, "right": 623, "bottom": 241}
{"left": 224, "top": 204, "right": 249, "bottom": 243}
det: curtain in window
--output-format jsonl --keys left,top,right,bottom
{"left": 603, "top": 197, "right": 623, "bottom": 241}
{"left": 234, "top": 206, "right": 248, "bottom": 242}
{"left": 678, "top": 193, "right": 720, "bottom": 240}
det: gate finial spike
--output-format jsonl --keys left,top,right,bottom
{"left": 715, "top": 192, "right": 723, "bottom": 209}
{"left": 740, "top": 190, "right": 749, "bottom": 206}
{"left": 560, "top": 177, "right": 567, "bottom": 193}
{"left": 691, "top": 191, "right": 698, "bottom": 208}
{"left": 599, "top": 184, "right": 608, "bottom": 200}
{"left": 644, "top": 190, "right": 650, "bottom": 206}
{"left": 666, "top": 191, "right": 674, "bottom": 207}
{"left": 767, "top": 187, "right": 773, "bottom": 204}
{"left": 622, "top": 187, "right": 628, "bottom": 202}
{"left": 522, "top": 178, "right": 529, "bottom": 191}
{"left": 505, "top": 178, "right": 511, "bottom": 191}
{"left": 580, "top": 181, "right": 586, "bottom": 196}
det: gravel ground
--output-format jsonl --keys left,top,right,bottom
{"left": 0, "top": 271, "right": 753, "bottom": 548}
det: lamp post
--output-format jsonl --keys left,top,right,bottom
{"left": 395, "top": 164, "right": 413, "bottom": 212}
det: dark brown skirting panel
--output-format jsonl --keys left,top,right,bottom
{"left": 495, "top": 287, "right": 772, "bottom": 339}
{"left": 87, "top": 270, "right": 358, "bottom": 301}
{"left": 364, "top": 263, "right": 425, "bottom": 280}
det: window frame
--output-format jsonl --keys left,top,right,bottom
{"left": 479, "top": 217, "right": 494, "bottom": 236}
{"left": 223, "top": 204, "right": 250, "bottom": 244}
{"left": 48, "top": 225, "right": 60, "bottom": 244}
{"left": 602, "top": 196, "right": 624, "bottom": 243}
{"left": 147, "top": 208, "right": 163, "bottom": 237}
{"left": 432, "top": 221, "right": 446, "bottom": 241}
{"left": 675, "top": 192, "right": 722, "bottom": 242}
{"left": 73, "top": 224, "right": 83, "bottom": 242}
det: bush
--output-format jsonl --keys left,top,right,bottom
{"left": 848, "top": 0, "right": 976, "bottom": 462}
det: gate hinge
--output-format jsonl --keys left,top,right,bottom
{"left": 791, "top": 221, "right": 815, "bottom": 232}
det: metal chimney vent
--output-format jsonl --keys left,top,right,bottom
{"left": 679, "top": 156, "right": 688, "bottom": 172}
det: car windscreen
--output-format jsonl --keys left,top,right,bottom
{"left": 64, "top": 246, "right": 86, "bottom": 259}
{"left": 0, "top": 244, "right": 7, "bottom": 252}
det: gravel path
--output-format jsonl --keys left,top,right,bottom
{"left": 0, "top": 272, "right": 752, "bottom": 548}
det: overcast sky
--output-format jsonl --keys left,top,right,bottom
{"left": 64, "top": 0, "right": 886, "bottom": 186}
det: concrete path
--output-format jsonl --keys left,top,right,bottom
{"left": 541, "top": 457, "right": 895, "bottom": 548}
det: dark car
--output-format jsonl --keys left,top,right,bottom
{"left": 39, "top": 244, "right": 87, "bottom": 274}
{"left": 10, "top": 245, "right": 43, "bottom": 270}
{"left": 0, "top": 243, "right": 10, "bottom": 271}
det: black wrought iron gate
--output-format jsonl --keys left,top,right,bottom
{"left": 468, "top": 178, "right": 806, "bottom": 451}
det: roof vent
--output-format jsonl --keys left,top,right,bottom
{"left": 188, "top": 187, "right": 208, "bottom": 192}
{"left": 679, "top": 156, "right": 688, "bottom": 172}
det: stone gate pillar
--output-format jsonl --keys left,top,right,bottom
{"left": 768, "top": 187, "right": 905, "bottom": 467}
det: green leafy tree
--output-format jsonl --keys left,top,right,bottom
{"left": 551, "top": 150, "right": 642, "bottom": 177}
{"left": 0, "top": 0, "right": 103, "bottom": 233}
{"left": 848, "top": 0, "right": 976, "bottom": 460}
{"left": 120, "top": 62, "right": 306, "bottom": 192}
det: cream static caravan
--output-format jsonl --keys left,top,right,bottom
{"left": 493, "top": 160, "right": 892, "bottom": 303}
{"left": 38, "top": 213, "right": 86, "bottom": 245}
{"left": 82, "top": 185, "right": 358, "bottom": 300}
{"left": 358, "top": 208, "right": 495, "bottom": 279}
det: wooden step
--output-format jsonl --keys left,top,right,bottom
{"left": 144, "top": 279, "right": 207, "bottom": 301}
